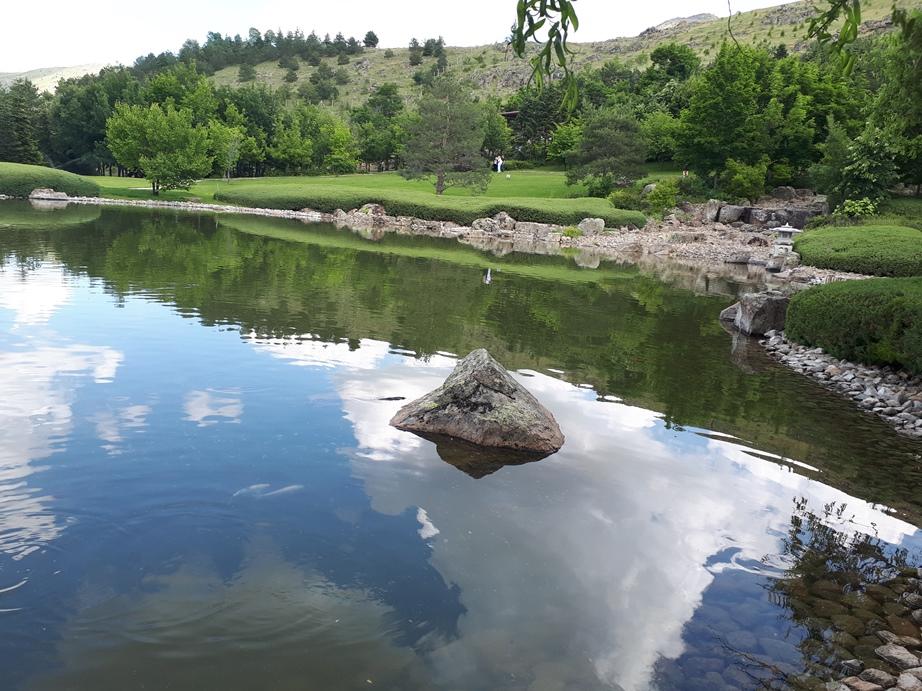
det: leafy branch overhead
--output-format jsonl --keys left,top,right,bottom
{"left": 509, "top": 0, "right": 580, "bottom": 108}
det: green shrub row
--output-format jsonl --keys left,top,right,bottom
{"left": 786, "top": 277, "right": 922, "bottom": 375}
{"left": 214, "top": 184, "right": 647, "bottom": 228}
{"left": 794, "top": 225, "right": 922, "bottom": 277}
{"left": 0, "top": 162, "right": 100, "bottom": 198}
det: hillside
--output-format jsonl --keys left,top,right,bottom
{"left": 0, "top": 64, "right": 104, "bottom": 92}
{"left": 5, "top": 0, "right": 916, "bottom": 99}
{"left": 209, "top": 0, "right": 913, "bottom": 109}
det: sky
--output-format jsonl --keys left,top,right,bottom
{"left": 1, "top": 0, "right": 794, "bottom": 73}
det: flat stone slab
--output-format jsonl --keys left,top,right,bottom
{"left": 390, "top": 349, "right": 564, "bottom": 454}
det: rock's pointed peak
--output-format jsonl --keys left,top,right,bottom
{"left": 390, "top": 349, "right": 564, "bottom": 455}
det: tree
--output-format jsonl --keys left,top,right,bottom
{"left": 207, "top": 119, "right": 245, "bottom": 180}
{"left": 106, "top": 103, "right": 212, "bottom": 194}
{"left": 0, "top": 80, "right": 44, "bottom": 164}
{"left": 871, "top": 9, "right": 922, "bottom": 192}
{"left": 401, "top": 75, "right": 489, "bottom": 195}
{"left": 677, "top": 45, "right": 763, "bottom": 181}
{"left": 363, "top": 31, "right": 379, "bottom": 48}
{"left": 237, "top": 64, "right": 256, "bottom": 82}
{"left": 481, "top": 107, "right": 512, "bottom": 158}
{"left": 546, "top": 121, "right": 582, "bottom": 163}
{"left": 565, "top": 108, "right": 646, "bottom": 196}
{"left": 810, "top": 117, "right": 851, "bottom": 206}
{"left": 639, "top": 111, "right": 680, "bottom": 162}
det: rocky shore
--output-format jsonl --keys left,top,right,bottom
{"left": 817, "top": 567, "right": 922, "bottom": 690}
{"left": 761, "top": 331, "right": 922, "bottom": 439}
{"left": 21, "top": 189, "right": 854, "bottom": 285}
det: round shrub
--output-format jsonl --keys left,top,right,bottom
{"left": 0, "top": 162, "right": 100, "bottom": 198}
{"left": 794, "top": 225, "right": 922, "bottom": 277}
{"left": 786, "top": 277, "right": 922, "bottom": 374}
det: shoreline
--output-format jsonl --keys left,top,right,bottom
{"left": 7, "top": 192, "right": 918, "bottom": 438}
{"left": 14, "top": 192, "right": 865, "bottom": 286}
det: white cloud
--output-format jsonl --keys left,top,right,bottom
{"left": 0, "top": 344, "right": 122, "bottom": 560}
{"left": 183, "top": 389, "right": 243, "bottom": 427}
{"left": 0, "top": 263, "right": 72, "bottom": 327}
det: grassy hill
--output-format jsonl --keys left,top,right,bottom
{"left": 5, "top": 0, "right": 915, "bottom": 99}
{"left": 209, "top": 0, "right": 915, "bottom": 109}
{"left": 0, "top": 64, "right": 104, "bottom": 92}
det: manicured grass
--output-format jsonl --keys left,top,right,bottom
{"left": 89, "top": 170, "right": 587, "bottom": 202}
{"left": 213, "top": 181, "right": 645, "bottom": 227}
{"left": 794, "top": 225, "right": 922, "bottom": 277}
{"left": 0, "top": 162, "right": 100, "bottom": 198}
{"left": 787, "top": 277, "right": 922, "bottom": 375}
{"left": 87, "top": 171, "right": 648, "bottom": 226}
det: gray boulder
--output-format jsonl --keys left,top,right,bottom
{"left": 771, "top": 186, "right": 797, "bottom": 201}
{"left": 390, "top": 349, "right": 564, "bottom": 454}
{"left": 514, "top": 221, "right": 557, "bottom": 239}
{"left": 734, "top": 291, "right": 790, "bottom": 336}
{"left": 724, "top": 252, "right": 751, "bottom": 265}
{"left": 493, "top": 211, "right": 516, "bottom": 231}
{"left": 29, "top": 188, "right": 69, "bottom": 201}
{"left": 875, "top": 644, "right": 920, "bottom": 670}
{"left": 719, "top": 303, "right": 739, "bottom": 323}
{"left": 472, "top": 217, "right": 500, "bottom": 233}
{"left": 705, "top": 199, "right": 722, "bottom": 222}
{"left": 718, "top": 205, "right": 746, "bottom": 223}
{"left": 642, "top": 183, "right": 657, "bottom": 196}
{"left": 577, "top": 217, "right": 605, "bottom": 235}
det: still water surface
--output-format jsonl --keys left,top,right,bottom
{"left": 0, "top": 201, "right": 920, "bottom": 690}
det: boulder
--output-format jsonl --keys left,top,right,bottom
{"left": 493, "top": 211, "right": 516, "bottom": 231}
{"left": 390, "top": 349, "right": 565, "bottom": 454}
{"left": 705, "top": 199, "right": 722, "bottom": 222}
{"left": 719, "top": 303, "right": 740, "bottom": 323}
{"left": 642, "top": 183, "right": 657, "bottom": 196}
{"left": 733, "top": 290, "right": 790, "bottom": 336}
{"left": 358, "top": 203, "right": 387, "bottom": 216}
{"left": 718, "top": 205, "right": 746, "bottom": 223}
{"left": 29, "top": 188, "right": 69, "bottom": 201}
{"left": 577, "top": 217, "right": 605, "bottom": 236}
{"left": 876, "top": 644, "right": 920, "bottom": 670}
{"left": 771, "top": 186, "right": 797, "bottom": 201}
{"left": 747, "top": 208, "right": 770, "bottom": 224}
{"left": 859, "top": 668, "right": 897, "bottom": 688}
{"left": 725, "top": 252, "right": 751, "bottom": 265}
{"left": 513, "top": 221, "right": 557, "bottom": 239}
{"left": 472, "top": 217, "right": 500, "bottom": 233}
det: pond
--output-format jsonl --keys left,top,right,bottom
{"left": 1, "top": 200, "right": 920, "bottom": 691}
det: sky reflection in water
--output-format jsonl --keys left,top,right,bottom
{"left": 0, "top": 207, "right": 920, "bottom": 691}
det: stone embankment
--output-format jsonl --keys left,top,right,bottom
{"left": 820, "top": 567, "right": 922, "bottom": 689}
{"left": 761, "top": 331, "right": 922, "bottom": 439}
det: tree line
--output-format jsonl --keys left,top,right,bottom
{"left": 0, "top": 11, "right": 919, "bottom": 204}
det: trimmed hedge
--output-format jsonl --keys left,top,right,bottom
{"left": 794, "top": 225, "right": 922, "bottom": 277}
{"left": 0, "top": 162, "right": 100, "bottom": 198}
{"left": 213, "top": 183, "right": 647, "bottom": 228}
{"left": 786, "top": 277, "right": 922, "bottom": 375}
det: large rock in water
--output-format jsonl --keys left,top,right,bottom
{"left": 390, "top": 349, "right": 564, "bottom": 454}
{"left": 733, "top": 290, "right": 790, "bottom": 336}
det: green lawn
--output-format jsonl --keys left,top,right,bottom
{"left": 0, "top": 162, "right": 100, "bottom": 197}
{"left": 87, "top": 170, "right": 647, "bottom": 227}
{"left": 795, "top": 225, "right": 922, "bottom": 277}
{"left": 88, "top": 170, "right": 586, "bottom": 202}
